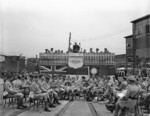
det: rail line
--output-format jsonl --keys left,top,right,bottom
{"left": 10, "top": 103, "right": 38, "bottom": 116}
{"left": 54, "top": 101, "right": 72, "bottom": 116}
{"left": 10, "top": 101, "right": 72, "bottom": 116}
{"left": 87, "top": 102, "right": 100, "bottom": 116}
{"left": 10, "top": 101, "right": 100, "bottom": 116}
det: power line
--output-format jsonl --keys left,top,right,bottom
{"left": 72, "top": 27, "right": 131, "bottom": 43}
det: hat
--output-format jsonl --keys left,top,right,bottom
{"left": 126, "top": 76, "right": 136, "bottom": 82}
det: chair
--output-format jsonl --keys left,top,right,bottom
{"left": 22, "top": 86, "right": 30, "bottom": 101}
{"left": 28, "top": 89, "right": 44, "bottom": 111}
{"left": 3, "top": 94, "right": 17, "bottom": 109}
{"left": 120, "top": 92, "right": 144, "bottom": 116}
{"left": 28, "top": 97, "right": 44, "bottom": 111}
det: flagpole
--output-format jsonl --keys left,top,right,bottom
{"left": 68, "top": 32, "right": 71, "bottom": 53}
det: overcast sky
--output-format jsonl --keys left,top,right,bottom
{"left": 0, "top": 0, "right": 150, "bottom": 57}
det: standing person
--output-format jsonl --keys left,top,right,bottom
{"left": 4, "top": 76, "right": 27, "bottom": 109}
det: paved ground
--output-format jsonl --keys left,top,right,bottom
{"left": 0, "top": 106, "right": 20, "bottom": 116}
{"left": 0, "top": 100, "right": 69, "bottom": 116}
{"left": 92, "top": 102, "right": 112, "bottom": 116}
{"left": 62, "top": 101, "right": 92, "bottom": 116}
{"left": 0, "top": 100, "right": 150, "bottom": 116}
{"left": 92, "top": 102, "right": 150, "bottom": 116}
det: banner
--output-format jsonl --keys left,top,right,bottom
{"left": 68, "top": 53, "right": 84, "bottom": 69}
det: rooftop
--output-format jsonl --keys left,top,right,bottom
{"left": 124, "top": 35, "right": 133, "bottom": 39}
{"left": 131, "top": 14, "right": 150, "bottom": 23}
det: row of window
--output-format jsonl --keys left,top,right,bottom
{"left": 134, "top": 24, "right": 150, "bottom": 36}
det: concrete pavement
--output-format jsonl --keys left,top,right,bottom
{"left": 0, "top": 106, "right": 20, "bottom": 116}
{"left": 92, "top": 103, "right": 112, "bottom": 116}
{"left": 92, "top": 102, "right": 150, "bottom": 116}
{"left": 17, "top": 100, "right": 69, "bottom": 116}
{"left": 0, "top": 100, "right": 150, "bottom": 116}
{"left": 61, "top": 101, "right": 93, "bottom": 116}
{"left": 0, "top": 100, "right": 69, "bottom": 116}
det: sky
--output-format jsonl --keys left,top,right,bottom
{"left": 0, "top": 0, "right": 150, "bottom": 57}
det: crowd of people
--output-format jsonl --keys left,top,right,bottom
{"left": 1, "top": 71, "right": 150, "bottom": 115}
{"left": 104, "top": 74, "right": 150, "bottom": 115}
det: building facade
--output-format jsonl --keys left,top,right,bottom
{"left": 125, "top": 35, "right": 133, "bottom": 68}
{"left": 125, "top": 14, "right": 150, "bottom": 74}
{"left": 0, "top": 54, "right": 25, "bottom": 72}
{"left": 132, "top": 15, "right": 150, "bottom": 68}
{"left": 115, "top": 54, "right": 126, "bottom": 68}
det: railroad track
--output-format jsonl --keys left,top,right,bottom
{"left": 10, "top": 103, "right": 39, "bottom": 116}
{"left": 9, "top": 101, "right": 73, "bottom": 116}
{"left": 55, "top": 101, "right": 100, "bottom": 116}
{"left": 9, "top": 101, "right": 100, "bottom": 116}
{"left": 87, "top": 102, "right": 100, "bottom": 116}
{"left": 54, "top": 101, "right": 72, "bottom": 116}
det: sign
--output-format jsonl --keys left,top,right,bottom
{"left": 68, "top": 53, "right": 83, "bottom": 69}
{"left": 91, "top": 67, "right": 98, "bottom": 75}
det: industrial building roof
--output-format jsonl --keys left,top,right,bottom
{"left": 131, "top": 14, "right": 150, "bottom": 23}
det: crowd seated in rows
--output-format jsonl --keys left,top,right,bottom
{"left": 1, "top": 71, "right": 150, "bottom": 115}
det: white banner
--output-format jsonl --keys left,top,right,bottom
{"left": 68, "top": 53, "right": 84, "bottom": 69}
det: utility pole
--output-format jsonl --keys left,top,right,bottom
{"left": 68, "top": 32, "right": 71, "bottom": 53}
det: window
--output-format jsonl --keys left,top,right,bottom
{"left": 135, "top": 29, "right": 140, "bottom": 35}
{"left": 146, "top": 25, "right": 150, "bottom": 34}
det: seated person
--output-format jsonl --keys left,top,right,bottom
{"left": 30, "top": 75, "right": 51, "bottom": 112}
{"left": 4, "top": 76, "right": 27, "bottom": 109}
{"left": 38, "top": 76, "right": 60, "bottom": 105}
{"left": 113, "top": 76, "right": 141, "bottom": 116}
{"left": 141, "top": 84, "right": 150, "bottom": 113}
{"left": 12, "top": 75, "right": 22, "bottom": 90}
{"left": 115, "top": 76, "right": 128, "bottom": 91}
{"left": 63, "top": 81, "right": 72, "bottom": 100}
